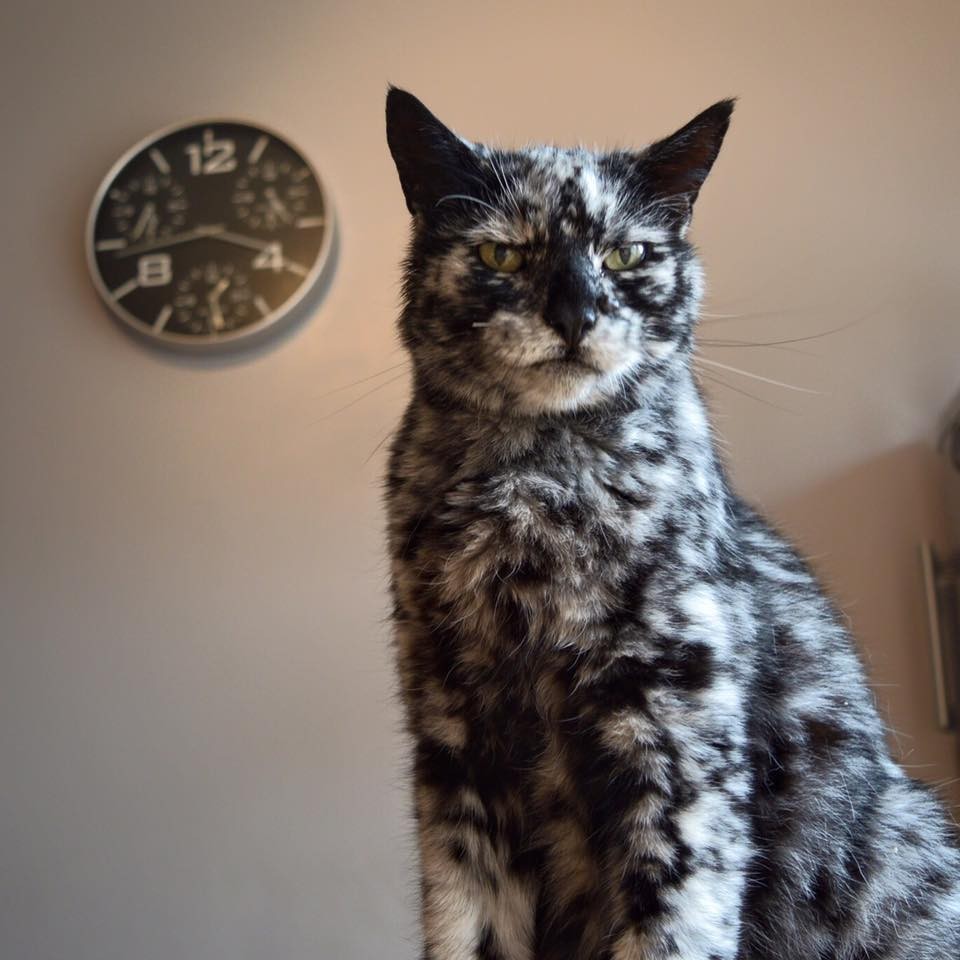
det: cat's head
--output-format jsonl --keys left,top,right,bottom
{"left": 386, "top": 88, "right": 733, "bottom": 417}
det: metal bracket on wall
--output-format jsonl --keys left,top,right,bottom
{"left": 939, "top": 388, "right": 960, "bottom": 471}
{"left": 920, "top": 542, "right": 960, "bottom": 731}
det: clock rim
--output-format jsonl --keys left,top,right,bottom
{"left": 85, "top": 116, "right": 335, "bottom": 351}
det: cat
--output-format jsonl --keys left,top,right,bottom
{"left": 383, "top": 86, "right": 960, "bottom": 960}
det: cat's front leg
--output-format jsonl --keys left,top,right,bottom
{"left": 398, "top": 620, "right": 537, "bottom": 960}
{"left": 413, "top": 754, "right": 537, "bottom": 960}
{"left": 566, "top": 674, "right": 752, "bottom": 960}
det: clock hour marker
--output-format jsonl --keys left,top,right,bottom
{"left": 111, "top": 278, "right": 139, "bottom": 300}
{"left": 248, "top": 136, "right": 269, "bottom": 164}
{"left": 96, "top": 238, "right": 127, "bottom": 251}
{"left": 148, "top": 148, "right": 170, "bottom": 173}
{"left": 295, "top": 216, "right": 325, "bottom": 228}
{"left": 254, "top": 295, "right": 270, "bottom": 317}
{"left": 284, "top": 260, "right": 309, "bottom": 278}
{"left": 291, "top": 166, "right": 311, "bottom": 182}
{"left": 153, "top": 304, "right": 173, "bottom": 332}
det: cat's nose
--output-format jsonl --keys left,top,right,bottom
{"left": 543, "top": 263, "right": 598, "bottom": 348}
{"left": 544, "top": 303, "right": 597, "bottom": 349}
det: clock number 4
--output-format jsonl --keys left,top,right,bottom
{"left": 185, "top": 129, "right": 237, "bottom": 175}
{"left": 253, "top": 243, "right": 284, "bottom": 272}
{"left": 137, "top": 253, "right": 172, "bottom": 286}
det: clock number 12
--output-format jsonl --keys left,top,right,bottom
{"left": 185, "top": 129, "right": 237, "bottom": 175}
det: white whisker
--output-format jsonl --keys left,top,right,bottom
{"left": 435, "top": 194, "right": 500, "bottom": 215}
{"left": 696, "top": 370, "right": 798, "bottom": 414}
{"left": 694, "top": 356, "right": 823, "bottom": 395}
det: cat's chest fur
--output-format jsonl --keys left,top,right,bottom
{"left": 436, "top": 453, "right": 638, "bottom": 655}
{"left": 400, "top": 418, "right": 641, "bottom": 638}
{"left": 388, "top": 394, "right": 739, "bottom": 720}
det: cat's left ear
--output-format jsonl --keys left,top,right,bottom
{"left": 637, "top": 99, "right": 735, "bottom": 227}
{"left": 386, "top": 86, "right": 483, "bottom": 218}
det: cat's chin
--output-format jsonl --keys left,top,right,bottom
{"left": 507, "top": 361, "right": 627, "bottom": 416}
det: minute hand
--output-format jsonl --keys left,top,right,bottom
{"left": 209, "top": 229, "right": 271, "bottom": 252}
{"left": 117, "top": 223, "right": 225, "bottom": 258}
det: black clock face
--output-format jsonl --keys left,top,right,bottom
{"left": 87, "top": 120, "right": 332, "bottom": 347}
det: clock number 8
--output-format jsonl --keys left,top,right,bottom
{"left": 137, "top": 253, "right": 172, "bottom": 287}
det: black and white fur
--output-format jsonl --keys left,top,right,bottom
{"left": 383, "top": 87, "right": 960, "bottom": 960}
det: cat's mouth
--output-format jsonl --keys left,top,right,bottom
{"left": 530, "top": 349, "right": 600, "bottom": 374}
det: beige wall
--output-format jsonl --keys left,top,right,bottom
{"left": 2, "top": 1, "right": 958, "bottom": 957}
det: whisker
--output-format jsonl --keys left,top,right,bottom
{"left": 315, "top": 371, "right": 409, "bottom": 421}
{"left": 699, "top": 311, "right": 772, "bottom": 323}
{"left": 698, "top": 307, "right": 829, "bottom": 324}
{"left": 435, "top": 194, "right": 501, "bottom": 215}
{"left": 313, "top": 360, "right": 410, "bottom": 400}
{"left": 487, "top": 157, "right": 511, "bottom": 207}
{"left": 699, "top": 337, "right": 816, "bottom": 358}
{"left": 362, "top": 425, "right": 398, "bottom": 467}
{"left": 492, "top": 154, "right": 524, "bottom": 220}
{"left": 742, "top": 320, "right": 864, "bottom": 345}
{"left": 696, "top": 370, "right": 798, "bottom": 414}
{"left": 694, "top": 356, "right": 823, "bottom": 395}
{"left": 700, "top": 317, "right": 864, "bottom": 348}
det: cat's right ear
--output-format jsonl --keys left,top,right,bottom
{"left": 386, "top": 87, "right": 482, "bottom": 218}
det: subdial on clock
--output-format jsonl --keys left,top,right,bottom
{"left": 231, "top": 158, "right": 317, "bottom": 231}
{"left": 172, "top": 262, "right": 256, "bottom": 335}
{"left": 108, "top": 173, "right": 189, "bottom": 243}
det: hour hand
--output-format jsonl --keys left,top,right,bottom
{"left": 206, "top": 277, "right": 230, "bottom": 332}
{"left": 117, "top": 223, "right": 226, "bottom": 258}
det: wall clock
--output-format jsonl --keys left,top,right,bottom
{"left": 86, "top": 119, "right": 334, "bottom": 349}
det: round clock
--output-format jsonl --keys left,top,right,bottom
{"left": 86, "top": 119, "right": 334, "bottom": 349}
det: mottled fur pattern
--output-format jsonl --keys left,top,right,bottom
{"left": 383, "top": 88, "right": 960, "bottom": 959}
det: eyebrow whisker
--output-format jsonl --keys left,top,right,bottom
{"left": 435, "top": 194, "right": 501, "bottom": 215}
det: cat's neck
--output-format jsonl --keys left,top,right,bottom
{"left": 407, "top": 363, "right": 722, "bottom": 494}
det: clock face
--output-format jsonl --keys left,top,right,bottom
{"left": 87, "top": 120, "right": 333, "bottom": 348}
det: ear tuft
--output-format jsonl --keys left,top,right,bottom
{"left": 385, "top": 87, "right": 481, "bottom": 217}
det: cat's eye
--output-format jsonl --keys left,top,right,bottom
{"left": 478, "top": 242, "right": 525, "bottom": 274}
{"left": 603, "top": 243, "right": 646, "bottom": 271}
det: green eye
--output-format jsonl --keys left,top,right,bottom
{"left": 478, "top": 241, "right": 525, "bottom": 273}
{"left": 603, "top": 243, "right": 646, "bottom": 271}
